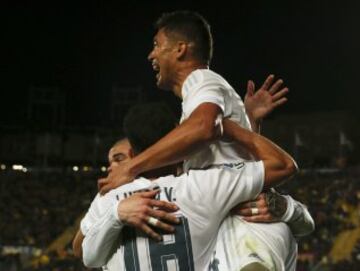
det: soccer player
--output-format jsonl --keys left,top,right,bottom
{"left": 73, "top": 133, "right": 308, "bottom": 263}
{"left": 82, "top": 104, "right": 298, "bottom": 270}
{"left": 98, "top": 11, "right": 289, "bottom": 192}
{"left": 96, "top": 11, "right": 313, "bottom": 270}
{"left": 72, "top": 138, "right": 133, "bottom": 257}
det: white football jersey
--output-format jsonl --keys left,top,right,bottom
{"left": 180, "top": 69, "right": 299, "bottom": 271}
{"left": 81, "top": 162, "right": 264, "bottom": 271}
{"left": 180, "top": 69, "right": 252, "bottom": 172}
{"left": 212, "top": 217, "right": 297, "bottom": 271}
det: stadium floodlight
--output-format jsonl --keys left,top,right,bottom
{"left": 22, "top": 167, "right": 28, "bottom": 173}
{"left": 0, "top": 164, "right": 6, "bottom": 170}
{"left": 12, "top": 164, "right": 24, "bottom": 171}
{"left": 101, "top": 166, "right": 107, "bottom": 172}
{"left": 73, "top": 166, "right": 79, "bottom": 172}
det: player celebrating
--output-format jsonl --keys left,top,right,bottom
{"left": 72, "top": 138, "right": 134, "bottom": 257}
{"left": 82, "top": 104, "right": 298, "bottom": 270}
{"left": 98, "top": 11, "right": 289, "bottom": 192}
{"left": 97, "top": 11, "right": 313, "bottom": 270}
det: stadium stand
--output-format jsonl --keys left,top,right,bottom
{"left": 0, "top": 111, "right": 359, "bottom": 270}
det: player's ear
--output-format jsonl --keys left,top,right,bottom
{"left": 128, "top": 148, "right": 135, "bottom": 158}
{"left": 175, "top": 41, "right": 187, "bottom": 60}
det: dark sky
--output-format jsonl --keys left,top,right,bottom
{"left": 2, "top": 1, "right": 359, "bottom": 126}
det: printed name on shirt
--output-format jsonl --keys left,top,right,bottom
{"left": 117, "top": 186, "right": 176, "bottom": 202}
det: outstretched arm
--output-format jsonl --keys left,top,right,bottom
{"left": 99, "top": 75, "right": 289, "bottom": 194}
{"left": 222, "top": 119, "right": 298, "bottom": 187}
{"left": 99, "top": 103, "right": 222, "bottom": 194}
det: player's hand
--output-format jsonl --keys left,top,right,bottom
{"left": 244, "top": 74, "right": 289, "bottom": 123}
{"left": 98, "top": 161, "right": 135, "bottom": 195}
{"left": 231, "top": 190, "right": 287, "bottom": 223}
{"left": 118, "top": 190, "right": 180, "bottom": 241}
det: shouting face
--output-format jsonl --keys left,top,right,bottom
{"left": 148, "top": 28, "right": 177, "bottom": 91}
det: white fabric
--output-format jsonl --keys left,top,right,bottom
{"left": 82, "top": 162, "right": 264, "bottom": 270}
{"left": 281, "top": 195, "right": 315, "bottom": 238}
{"left": 212, "top": 195, "right": 314, "bottom": 271}
{"left": 213, "top": 218, "right": 297, "bottom": 271}
{"left": 180, "top": 68, "right": 301, "bottom": 271}
{"left": 180, "top": 69, "right": 252, "bottom": 172}
{"left": 213, "top": 217, "right": 297, "bottom": 271}
{"left": 80, "top": 179, "right": 158, "bottom": 236}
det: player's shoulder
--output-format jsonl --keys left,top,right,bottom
{"left": 154, "top": 174, "right": 181, "bottom": 188}
{"left": 106, "top": 178, "right": 155, "bottom": 198}
{"left": 125, "top": 177, "right": 156, "bottom": 192}
{"left": 195, "top": 69, "right": 227, "bottom": 84}
{"left": 183, "top": 69, "right": 227, "bottom": 94}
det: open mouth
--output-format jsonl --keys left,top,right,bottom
{"left": 152, "top": 61, "right": 160, "bottom": 80}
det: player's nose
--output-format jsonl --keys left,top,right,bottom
{"left": 107, "top": 161, "right": 119, "bottom": 173}
{"left": 148, "top": 50, "right": 155, "bottom": 61}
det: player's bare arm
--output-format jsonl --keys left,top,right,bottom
{"left": 72, "top": 229, "right": 84, "bottom": 258}
{"left": 224, "top": 117, "right": 314, "bottom": 238}
{"left": 99, "top": 102, "right": 222, "bottom": 194}
{"left": 244, "top": 74, "right": 289, "bottom": 133}
{"left": 222, "top": 119, "right": 298, "bottom": 186}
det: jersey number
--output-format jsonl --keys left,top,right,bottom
{"left": 123, "top": 217, "right": 194, "bottom": 271}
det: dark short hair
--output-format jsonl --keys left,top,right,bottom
{"left": 155, "top": 10, "right": 213, "bottom": 65}
{"left": 123, "top": 103, "right": 177, "bottom": 154}
{"left": 112, "top": 137, "right": 128, "bottom": 148}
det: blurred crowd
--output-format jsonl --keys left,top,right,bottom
{"left": 0, "top": 170, "right": 98, "bottom": 270}
{"left": 280, "top": 167, "right": 360, "bottom": 270}
{"left": 0, "top": 165, "right": 359, "bottom": 270}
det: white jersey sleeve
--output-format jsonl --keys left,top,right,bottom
{"left": 81, "top": 179, "right": 155, "bottom": 268}
{"left": 80, "top": 191, "right": 119, "bottom": 235}
{"left": 80, "top": 194, "right": 102, "bottom": 235}
{"left": 82, "top": 203, "right": 123, "bottom": 268}
{"left": 281, "top": 195, "right": 315, "bottom": 237}
{"left": 180, "top": 69, "right": 252, "bottom": 170}
{"left": 80, "top": 190, "right": 123, "bottom": 268}
{"left": 181, "top": 69, "right": 233, "bottom": 119}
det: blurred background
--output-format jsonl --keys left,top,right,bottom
{"left": 1, "top": 1, "right": 359, "bottom": 270}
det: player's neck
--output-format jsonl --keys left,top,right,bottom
{"left": 172, "top": 62, "right": 208, "bottom": 99}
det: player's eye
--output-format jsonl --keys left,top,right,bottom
{"left": 113, "top": 153, "right": 126, "bottom": 163}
